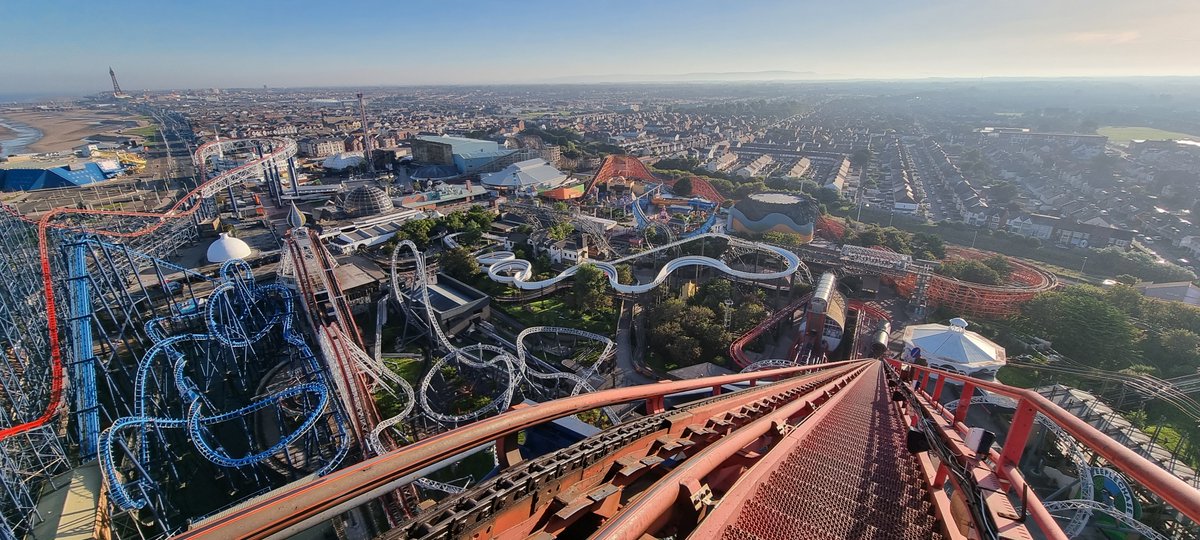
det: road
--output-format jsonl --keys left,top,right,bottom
{"left": 612, "top": 300, "right": 654, "bottom": 387}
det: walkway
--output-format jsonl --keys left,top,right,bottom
{"left": 613, "top": 300, "right": 654, "bottom": 387}
{"left": 699, "top": 363, "right": 944, "bottom": 539}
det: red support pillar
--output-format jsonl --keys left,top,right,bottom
{"left": 646, "top": 395, "right": 665, "bottom": 415}
{"left": 1000, "top": 399, "right": 1038, "bottom": 468}
{"left": 954, "top": 381, "right": 975, "bottom": 425}
{"left": 495, "top": 431, "right": 523, "bottom": 469}
{"left": 932, "top": 375, "right": 946, "bottom": 402}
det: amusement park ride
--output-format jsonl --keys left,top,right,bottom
{"left": 0, "top": 143, "right": 1196, "bottom": 540}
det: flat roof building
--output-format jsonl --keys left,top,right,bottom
{"left": 1137, "top": 281, "right": 1200, "bottom": 307}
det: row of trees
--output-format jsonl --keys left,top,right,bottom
{"left": 651, "top": 157, "right": 846, "bottom": 208}
{"left": 937, "top": 255, "right": 1012, "bottom": 285}
{"left": 842, "top": 223, "right": 947, "bottom": 261}
{"left": 1015, "top": 284, "right": 1200, "bottom": 377}
{"left": 520, "top": 127, "right": 623, "bottom": 160}
{"left": 382, "top": 205, "right": 497, "bottom": 251}
{"left": 1089, "top": 246, "right": 1194, "bottom": 283}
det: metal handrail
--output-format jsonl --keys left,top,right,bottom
{"left": 177, "top": 361, "right": 861, "bottom": 539}
{"left": 890, "top": 359, "right": 1200, "bottom": 529}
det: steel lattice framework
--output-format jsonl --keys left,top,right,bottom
{"left": 373, "top": 240, "right": 620, "bottom": 454}
{"left": 0, "top": 137, "right": 299, "bottom": 539}
{"left": 891, "top": 246, "right": 1058, "bottom": 318}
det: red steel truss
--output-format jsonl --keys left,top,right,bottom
{"left": 176, "top": 358, "right": 1200, "bottom": 540}
{"left": 588, "top": 155, "right": 659, "bottom": 194}
{"left": 892, "top": 247, "right": 1057, "bottom": 318}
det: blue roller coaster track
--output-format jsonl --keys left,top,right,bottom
{"left": 98, "top": 259, "right": 350, "bottom": 513}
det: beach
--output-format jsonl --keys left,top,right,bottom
{"left": 0, "top": 110, "right": 143, "bottom": 154}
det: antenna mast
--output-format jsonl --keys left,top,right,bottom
{"left": 357, "top": 92, "right": 374, "bottom": 174}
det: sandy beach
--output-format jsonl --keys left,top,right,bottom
{"left": 0, "top": 110, "right": 142, "bottom": 154}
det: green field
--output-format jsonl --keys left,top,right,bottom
{"left": 1098, "top": 126, "right": 1199, "bottom": 144}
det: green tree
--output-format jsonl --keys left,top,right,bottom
{"left": 440, "top": 211, "right": 466, "bottom": 232}
{"left": 1103, "top": 284, "right": 1145, "bottom": 318}
{"left": 733, "top": 182, "right": 767, "bottom": 199}
{"left": 1149, "top": 328, "right": 1200, "bottom": 376}
{"left": 912, "top": 233, "right": 946, "bottom": 259}
{"left": 938, "top": 260, "right": 1002, "bottom": 285}
{"left": 548, "top": 222, "right": 574, "bottom": 241}
{"left": 708, "top": 177, "right": 735, "bottom": 195}
{"left": 459, "top": 223, "right": 483, "bottom": 247}
{"left": 615, "top": 264, "right": 635, "bottom": 286}
{"left": 981, "top": 255, "right": 1012, "bottom": 277}
{"left": 1114, "top": 274, "right": 1140, "bottom": 285}
{"left": 572, "top": 264, "right": 612, "bottom": 312}
{"left": 850, "top": 147, "right": 872, "bottom": 167}
{"left": 674, "top": 177, "right": 694, "bottom": 197}
{"left": 988, "top": 182, "right": 1019, "bottom": 206}
{"left": 1018, "top": 286, "right": 1139, "bottom": 370}
{"left": 731, "top": 302, "right": 767, "bottom": 334}
{"left": 691, "top": 278, "right": 733, "bottom": 312}
{"left": 400, "top": 218, "right": 434, "bottom": 248}
{"left": 466, "top": 206, "right": 497, "bottom": 230}
{"left": 439, "top": 247, "right": 480, "bottom": 280}
{"left": 762, "top": 231, "right": 807, "bottom": 248}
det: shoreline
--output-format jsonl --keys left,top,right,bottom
{"left": 0, "top": 116, "right": 43, "bottom": 156}
{"left": 0, "top": 110, "right": 142, "bottom": 154}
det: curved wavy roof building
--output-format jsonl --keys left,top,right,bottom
{"left": 727, "top": 192, "right": 819, "bottom": 241}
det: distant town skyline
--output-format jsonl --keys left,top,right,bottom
{"left": 4, "top": 0, "right": 1199, "bottom": 95}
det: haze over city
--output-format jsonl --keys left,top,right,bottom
{"left": 4, "top": 0, "right": 1200, "bottom": 96}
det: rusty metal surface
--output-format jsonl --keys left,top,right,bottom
{"left": 699, "top": 363, "right": 945, "bottom": 540}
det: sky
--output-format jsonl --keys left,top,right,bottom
{"left": 3, "top": 0, "right": 1199, "bottom": 95}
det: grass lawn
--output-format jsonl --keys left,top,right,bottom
{"left": 497, "top": 296, "right": 616, "bottom": 335}
{"left": 1098, "top": 126, "right": 1199, "bottom": 144}
{"left": 126, "top": 125, "right": 161, "bottom": 138}
{"left": 996, "top": 365, "right": 1042, "bottom": 389}
{"left": 384, "top": 357, "right": 424, "bottom": 386}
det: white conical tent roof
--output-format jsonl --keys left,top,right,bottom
{"left": 206, "top": 232, "right": 253, "bottom": 263}
{"left": 287, "top": 202, "right": 306, "bottom": 228}
{"left": 900, "top": 319, "right": 1006, "bottom": 375}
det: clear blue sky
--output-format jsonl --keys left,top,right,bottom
{"left": 3, "top": 0, "right": 1198, "bottom": 94}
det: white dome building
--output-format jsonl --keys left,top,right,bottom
{"left": 899, "top": 318, "right": 1006, "bottom": 380}
{"left": 206, "top": 232, "right": 253, "bottom": 264}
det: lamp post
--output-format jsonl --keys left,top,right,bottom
{"left": 1080, "top": 256, "right": 1088, "bottom": 275}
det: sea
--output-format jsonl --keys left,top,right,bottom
{"left": 0, "top": 117, "right": 43, "bottom": 156}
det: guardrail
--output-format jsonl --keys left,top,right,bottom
{"left": 888, "top": 359, "right": 1200, "bottom": 538}
{"left": 177, "top": 361, "right": 860, "bottom": 539}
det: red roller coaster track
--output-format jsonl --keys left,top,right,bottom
{"left": 658, "top": 176, "right": 726, "bottom": 203}
{"left": 892, "top": 246, "right": 1057, "bottom": 318}
{"left": 0, "top": 138, "right": 294, "bottom": 444}
{"left": 587, "top": 155, "right": 658, "bottom": 194}
{"left": 175, "top": 359, "right": 1200, "bottom": 539}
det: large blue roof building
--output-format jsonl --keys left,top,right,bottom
{"left": 410, "top": 135, "right": 518, "bottom": 178}
{"left": 0, "top": 161, "right": 122, "bottom": 191}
